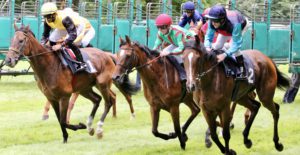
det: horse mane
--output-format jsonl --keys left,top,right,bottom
{"left": 133, "top": 42, "right": 160, "bottom": 58}
{"left": 184, "top": 39, "right": 218, "bottom": 63}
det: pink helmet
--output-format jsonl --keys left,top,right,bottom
{"left": 155, "top": 14, "right": 172, "bottom": 26}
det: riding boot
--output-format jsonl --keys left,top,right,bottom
{"left": 235, "top": 55, "right": 247, "bottom": 80}
{"left": 283, "top": 87, "right": 298, "bottom": 104}
{"left": 166, "top": 56, "right": 187, "bottom": 84}
{"left": 68, "top": 43, "right": 86, "bottom": 72}
{"left": 86, "top": 43, "right": 93, "bottom": 47}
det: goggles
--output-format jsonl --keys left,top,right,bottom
{"left": 185, "top": 9, "right": 194, "bottom": 13}
{"left": 157, "top": 25, "right": 169, "bottom": 30}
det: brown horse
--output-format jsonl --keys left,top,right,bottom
{"left": 182, "top": 36, "right": 290, "bottom": 154}
{"left": 5, "top": 25, "right": 139, "bottom": 142}
{"left": 112, "top": 36, "right": 200, "bottom": 149}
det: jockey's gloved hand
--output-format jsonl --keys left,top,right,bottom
{"left": 40, "top": 37, "right": 48, "bottom": 45}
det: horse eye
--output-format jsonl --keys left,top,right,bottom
{"left": 19, "top": 40, "right": 24, "bottom": 44}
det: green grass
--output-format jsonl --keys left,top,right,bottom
{"left": 0, "top": 63, "right": 300, "bottom": 155}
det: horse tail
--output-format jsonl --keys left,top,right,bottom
{"left": 273, "top": 62, "right": 290, "bottom": 90}
{"left": 115, "top": 74, "right": 140, "bottom": 95}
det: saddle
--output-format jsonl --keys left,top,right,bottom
{"left": 58, "top": 47, "right": 96, "bottom": 74}
{"left": 214, "top": 50, "right": 255, "bottom": 101}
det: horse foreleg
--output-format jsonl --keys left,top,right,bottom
{"left": 150, "top": 106, "right": 176, "bottom": 140}
{"left": 117, "top": 85, "right": 135, "bottom": 119}
{"left": 181, "top": 100, "right": 200, "bottom": 142}
{"left": 110, "top": 89, "right": 117, "bottom": 117}
{"left": 170, "top": 106, "right": 186, "bottom": 150}
{"left": 50, "top": 100, "right": 68, "bottom": 143}
{"left": 62, "top": 97, "right": 87, "bottom": 131}
{"left": 221, "top": 107, "right": 236, "bottom": 155}
{"left": 203, "top": 110, "right": 225, "bottom": 154}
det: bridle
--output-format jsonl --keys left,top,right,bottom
{"left": 9, "top": 31, "right": 54, "bottom": 61}
{"left": 117, "top": 44, "right": 161, "bottom": 76}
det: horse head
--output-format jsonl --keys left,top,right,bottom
{"left": 182, "top": 35, "right": 208, "bottom": 92}
{"left": 112, "top": 35, "right": 159, "bottom": 84}
{"left": 5, "top": 24, "right": 35, "bottom": 67}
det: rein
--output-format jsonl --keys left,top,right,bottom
{"left": 196, "top": 62, "right": 220, "bottom": 80}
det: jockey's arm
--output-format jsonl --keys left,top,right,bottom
{"left": 226, "top": 24, "right": 243, "bottom": 56}
{"left": 62, "top": 16, "right": 77, "bottom": 45}
{"left": 204, "top": 21, "right": 216, "bottom": 48}
{"left": 42, "top": 22, "right": 51, "bottom": 40}
{"left": 153, "top": 33, "right": 163, "bottom": 50}
{"left": 178, "top": 15, "right": 188, "bottom": 28}
{"left": 73, "top": 21, "right": 86, "bottom": 45}
{"left": 195, "top": 20, "right": 203, "bottom": 31}
{"left": 172, "top": 33, "right": 185, "bottom": 53}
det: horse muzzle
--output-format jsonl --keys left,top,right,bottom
{"left": 112, "top": 74, "right": 124, "bottom": 84}
{"left": 4, "top": 57, "right": 17, "bottom": 67}
{"left": 187, "top": 83, "right": 196, "bottom": 93}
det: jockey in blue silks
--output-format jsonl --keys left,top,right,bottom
{"left": 178, "top": 1, "right": 206, "bottom": 31}
{"left": 204, "top": 5, "right": 249, "bottom": 80}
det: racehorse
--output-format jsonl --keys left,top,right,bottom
{"left": 5, "top": 25, "right": 138, "bottom": 142}
{"left": 112, "top": 36, "right": 200, "bottom": 150}
{"left": 182, "top": 36, "right": 290, "bottom": 154}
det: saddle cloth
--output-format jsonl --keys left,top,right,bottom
{"left": 58, "top": 47, "right": 96, "bottom": 74}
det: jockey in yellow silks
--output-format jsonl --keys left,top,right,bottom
{"left": 41, "top": 2, "right": 95, "bottom": 71}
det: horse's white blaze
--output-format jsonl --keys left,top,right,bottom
{"left": 188, "top": 52, "right": 194, "bottom": 86}
{"left": 120, "top": 49, "right": 126, "bottom": 57}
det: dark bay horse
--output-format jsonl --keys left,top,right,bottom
{"left": 5, "top": 25, "right": 138, "bottom": 142}
{"left": 112, "top": 36, "right": 200, "bottom": 149}
{"left": 182, "top": 36, "right": 290, "bottom": 154}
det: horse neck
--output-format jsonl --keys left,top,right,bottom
{"left": 137, "top": 55, "right": 177, "bottom": 89}
{"left": 28, "top": 38, "right": 61, "bottom": 82}
{"left": 198, "top": 57, "right": 220, "bottom": 89}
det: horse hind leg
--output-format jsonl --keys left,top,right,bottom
{"left": 80, "top": 89, "right": 102, "bottom": 136}
{"left": 258, "top": 89, "right": 284, "bottom": 151}
{"left": 238, "top": 96, "right": 260, "bottom": 149}
{"left": 95, "top": 87, "right": 116, "bottom": 139}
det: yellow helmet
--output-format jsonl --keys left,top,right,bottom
{"left": 41, "top": 2, "right": 58, "bottom": 16}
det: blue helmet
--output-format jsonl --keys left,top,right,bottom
{"left": 184, "top": 1, "right": 195, "bottom": 10}
{"left": 205, "top": 5, "right": 227, "bottom": 20}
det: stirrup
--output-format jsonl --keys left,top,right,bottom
{"left": 75, "top": 63, "right": 87, "bottom": 72}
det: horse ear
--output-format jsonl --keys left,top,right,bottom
{"left": 119, "top": 36, "right": 125, "bottom": 44}
{"left": 125, "top": 35, "right": 131, "bottom": 45}
{"left": 25, "top": 25, "right": 30, "bottom": 31}
{"left": 194, "top": 35, "right": 200, "bottom": 45}
{"left": 14, "top": 21, "right": 19, "bottom": 31}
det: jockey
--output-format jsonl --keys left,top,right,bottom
{"left": 40, "top": 2, "right": 95, "bottom": 71}
{"left": 153, "top": 14, "right": 194, "bottom": 83}
{"left": 178, "top": 1, "right": 205, "bottom": 32}
{"left": 204, "top": 5, "right": 248, "bottom": 80}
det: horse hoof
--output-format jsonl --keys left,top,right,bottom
{"left": 244, "top": 139, "right": 252, "bottom": 148}
{"left": 96, "top": 128, "right": 104, "bottom": 139}
{"left": 226, "top": 149, "right": 236, "bottom": 155}
{"left": 180, "top": 142, "right": 186, "bottom": 150}
{"left": 42, "top": 115, "right": 49, "bottom": 120}
{"left": 230, "top": 123, "right": 234, "bottom": 129}
{"left": 88, "top": 128, "right": 95, "bottom": 136}
{"left": 63, "top": 139, "right": 67, "bottom": 143}
{"left": 182, "top": 133, "right": 188, "bottom": 142}
{"left": 205, "top": 139, "right": 212, "bottom": 148}
{"left": 168, "top": 132, "right": 177, "bottom": 139}
{"left": 275, "top": 143, "right": 284, "bottom": 151}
